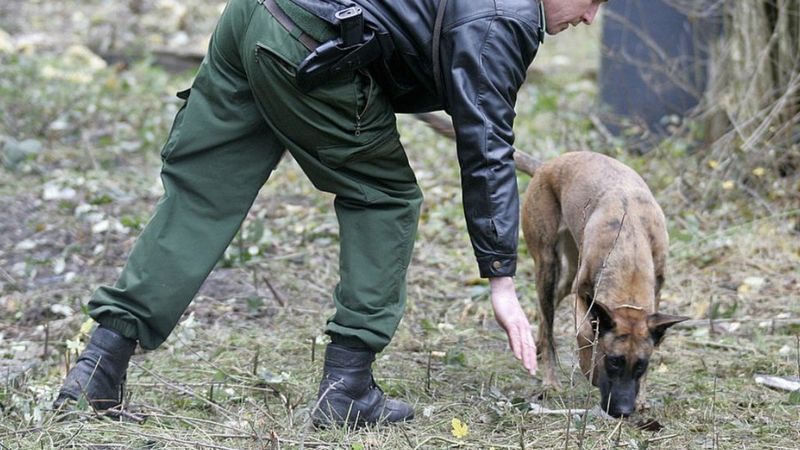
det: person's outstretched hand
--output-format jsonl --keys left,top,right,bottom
{"left": 490, "top": 276, "right": 537, "bottom": 376}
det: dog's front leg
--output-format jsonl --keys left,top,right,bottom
{"left": 535, "top": 249, "right": 562, "bottom": 389}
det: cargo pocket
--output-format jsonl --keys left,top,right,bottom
{"left": 160, "top": 88, "right": 192, "bottom": 161}
{"left": 315, "top": 126, "right": 397, "bottom": 169}
{"left": 313, "top": 69, "right": 399, "bottom": 168}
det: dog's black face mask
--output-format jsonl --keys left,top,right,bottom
{"left": 584, "top": 298, "right": 687, "bottom": 418}
{"left": 598, "top": 354, "right": 648, "bottom": 417}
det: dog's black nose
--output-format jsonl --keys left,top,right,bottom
{"left": 609, "top": 404, "right": 634, "bottom": 418}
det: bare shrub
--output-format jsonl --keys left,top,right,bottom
{"left": 700, "top": 0, "right": 799, "bottom": 181}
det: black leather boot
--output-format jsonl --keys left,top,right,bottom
{"left": 53, "top": 326, "right": 136, "bottom": 412}
{"left": 312, "top": 343, "right": 414, "bottom": 427}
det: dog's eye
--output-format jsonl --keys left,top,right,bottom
{"left": 633, "top": 359, "right": 649, "bottom": 377}
{"left": 606, "top": 355, "right": 625, "bottom": 372}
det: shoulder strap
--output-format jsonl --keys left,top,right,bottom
{"left": 432, "top": 0, "right": 449, "bottom": 99}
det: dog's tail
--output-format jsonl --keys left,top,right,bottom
{"left": 414, "top": 112, "right": 542, "bottom": 176}
{"left": 512, "top": 149, "right": 541, "bottom": 176}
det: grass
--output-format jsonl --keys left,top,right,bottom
{"left": 2, "top": 3, "right": 799, "bottom": 449}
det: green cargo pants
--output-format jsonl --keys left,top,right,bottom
{"left": 88, "top": 0, "right": 422, "bottom": 353}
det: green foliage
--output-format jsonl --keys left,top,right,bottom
{"left": 710, "top": 298, "right": 738, "bottom": 320}
{"left": 0, "top": 49, "right": 187, "bottom": 174}
{"left": 444, "top": 340, "right": 467, "bottom": 367}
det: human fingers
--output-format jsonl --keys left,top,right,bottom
{"left": 507, "top": 328, "right": 522, "bottom": 359}
{"left": 522, "top": 328, "right": 537, "bottom": 375}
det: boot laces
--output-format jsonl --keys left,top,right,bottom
{"left": 369, "top": 376, "right": 384, "bottom": 394}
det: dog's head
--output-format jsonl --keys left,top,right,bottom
{"left": 578, "top": 297, "right": 688, "bottom": 417}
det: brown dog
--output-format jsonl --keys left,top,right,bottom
{"left": 518, "top": 151, "right": 688, "bottom": 417}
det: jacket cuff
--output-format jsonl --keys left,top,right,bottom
{"left": 477, "top": 255, "right": 517, "bottom": 278}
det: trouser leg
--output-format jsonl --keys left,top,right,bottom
{"left": 326, "top": 154, "right": 422, "bottom": 352}
{"left": 88, "top": 0, "right": 281, "bottom": 350}
{"left": 242, "top": 3, "right": 422, "bottom": 352}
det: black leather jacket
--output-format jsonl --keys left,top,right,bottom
{"left": 353, "top": 0, "right": 543, "bottom": 278}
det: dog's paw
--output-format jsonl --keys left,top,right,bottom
{"left": 542, "top": 375, "right": 563, "bottom": 391}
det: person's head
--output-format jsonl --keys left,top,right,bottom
{"left": 542, "top": 0, "right": 608, "bottom": 35}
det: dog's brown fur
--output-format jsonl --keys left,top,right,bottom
{"left": 519, "top": 151, "right": 687, "bottom": 417}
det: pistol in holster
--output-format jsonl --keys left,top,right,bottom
{"left": 296, "top": 5, "right": 391, "bottom": 91}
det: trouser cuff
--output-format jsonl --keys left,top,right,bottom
{"left": 93, "top": 317, "right": 140, "bottom": 344}
{"left": 328, "top": 332, "right": 369, "bottom": 350}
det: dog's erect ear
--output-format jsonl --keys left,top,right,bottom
{"left": 577, "top": 286, "right": 616, "bottom": 335}
{"left": 647, "top": 313, "right": 689, "bottom": 345}
{"left": 588, "top": 300, "right": 616, "bottom": 335}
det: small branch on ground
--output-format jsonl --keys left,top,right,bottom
{"left": 754, "top": 374, "right": 800, "bottom": 392}
{"left": 262, "top": 276, "right": 288, "bottom": 307}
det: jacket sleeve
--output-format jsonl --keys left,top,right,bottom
{"left": 441, "top": 15, "right": 540, "bottom": 278}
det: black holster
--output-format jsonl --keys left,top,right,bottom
{"left": 289, "top": 0, "right": 395, "bottom": 91}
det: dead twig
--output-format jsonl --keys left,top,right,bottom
{"left": 589, "top": 113, "right": 616, "bottom": 145}
{"left": 754, "top": 374, "right": 800, "bottom": 392}
{"left": 0, "top": 266, "right": 22, "bottom": 291}
{"left": 685, "top": 339, "right": 759, "bottom": 354}
{"left": 675, "top": 317, "right": 800, "bottom": 330}
{"left": 530, "top": 404, "right": 588, "bottom": 416}
{"left": 646, "top": 433, "right": 680, "bottom": 444}
{"left": 262, "top": 276, "right": 288, "bottom": 307}
{"left": 129, "top": 361, "right": 236, "bottom": 420}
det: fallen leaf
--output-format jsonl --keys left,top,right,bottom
{"left": 451, "top": 418, "right": 469, "bottom": 438}
{"left": 636, "top": 418, "right": 664, "bottom": 432}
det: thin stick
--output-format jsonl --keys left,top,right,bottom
{"left": 685, "top": 340, "right": 758, "bottom": 354}
{"left": 413, "top": 436, "right": 468, "bottom": 450}
{"left": 56, "top": 422, "right": 85, "bottom": 448}
{"left": 262, "top": 276, "right": 288, "bottom": 307}
{"left": 606, "top": 416, "right": 623, "bottom": 445}
{"left": 563, "top": 368, "right": 574, "bottom": 450}
{"left": 252, "top": 348, "right": 260, "bottom": 376}
{"left": 112, "top": 428, "right": 242, "bottom": 450}
{"left": 577, "top": 326, "right": 600, "bottom": 450}
{"left": 0, "top": 266, "right": 21, "bottom": 291}
{"left": 530, "top": 404, "right": 588, "bottom": 415}
{"left": 130, "top": 361, "right": 235, "bottom": 420}
{"left": 589, "top": 113, "right": 616, "bottom": 144}
{"left": 795, "top": 334, "right": 800, "bottom": 378}
{"left": 646, "top": 433, "right": 679, "bottom": 444}
{"left": 399, "top": 426, "right": 415, "bottom": 449}
{"left": 675, "top": 318, "right": 800, "bottom": 329}
{"left": 426, "top": 351, "right": 432, "bottom": 393}
{"left": 42, "top": 322, "right": 49, "bottom": 360}
{"left": 299, "top": 379, "right": 343, "bottom": 450}
{"left": 711, "top": 372, "right": 718, "bottom": 450}
{"left": 708, "top": 295, "right": 716, "bottom": 337}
